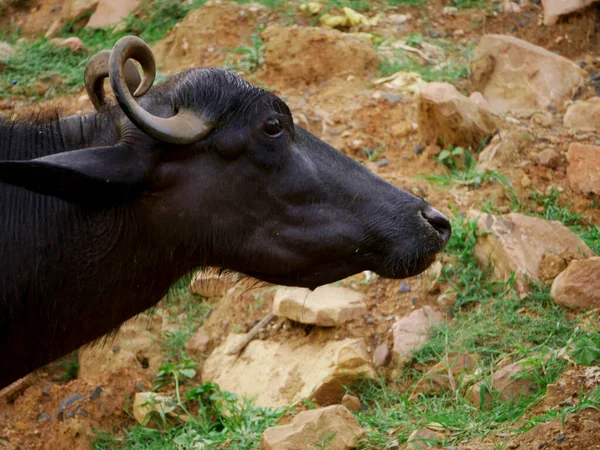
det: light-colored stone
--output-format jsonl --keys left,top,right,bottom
{"left": 273, "top": 286, "right": 366, "bottom": 327}
{"left": 564, "top": 98, "right": 600, "bottom": 132}
{"left": 417, "top": 81, "right": 500, "bottom": 149}
{"left": 45, "top": 19, "right": 64, "bottom": 39}
{"left": 260, "top": 405, "right": 365, "bottom": 450}
{"left": 412, "top": 354, "right": 479, "bottom": 395}
{"left": 203, "top": 334, "right": 375, "bottom": 408}
{"left": 78, "top": 314, "right": 164, "bottom": 384}
{"left": 341, "top": 394, "right": 361, "bottom": 412}
{"left": 133, "top": 392, "right": 185, "bottom": 428}
{"left": 52, "top": 37, "right": 85, "bottom": 52}
{"left": 478, "top": 129, "right": 534, "bottom": 170}
{"left": 0, "top": 42, "right": 16, "bottom": 60}
{"left": 551, "top": 257, "right": 600, "bottom": 311}
{"left": 86, "top": 0, "right": 140, "bottom": 28}
{"left": 373, "top": 342, "right": 391, "bottom": 367}
{"left": 65, "top": 0, "right": 99, "bottom": 25}
{"left": 536, "top": 148, "right": 561, "bottom": 169}
{"left": 567, "top": 144, "right": 600, "bottom": 195}
{"left": 184, "top": 326, "right": 212, "bottom": 355}
{"left": 189, "top": 270, "right": 241, "bottom": 298}
{"left": 471, "top": 34, "right": 586, "bottom": 117}
{"left": 262, "top": 25, "right": 379, "bottom": 85}
{"left": 475, "top": 213, "right": 594, "bottom": 292}
{"left": 392, "top": 306, "right": 444, "bottom": 364}
{"left": 407, "top": 427, "right": 444, "bottom": 449}
{"left": 492, "top": 359, "right": 537, "bottom": 400}
{"left": 541, "top": 0, "right": 598, "bottom": 25}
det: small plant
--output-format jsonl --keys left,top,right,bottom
{"left": 572, "top": 334, "right": 600, "bottom": 366}
{"left": 422, "top": 146, "right": 512, "bottom": 189}
{"left": 224, "top": 33, "right": 265, "bottom": 74}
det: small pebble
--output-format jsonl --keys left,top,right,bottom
{"left": 518, "top": 19, "right": 526, "bottom": 26}
{"left": 530, "top": 0, "right": 540, "bottom": 3}
{"left": 375, "top": 158, "right": 389, "bottom": 167}
{"left": 38, "top": 413, "right": 51, "bottom": 423}
{"left": 59, "top": 393, "right": 83, "bottom": 411}
{"left": 366, "top": 317, "right": 375, "bottom": 324}
{"left": 428, "top": 29, "right": 441, "bottom": 38}
{"left": 413, "top": 145, "right": 425, "bottom": 155}
{"left": 578, "top": 61, "right": 587, "bottom": 68}
{"left": 555, "top": 433, "right": 565, "bottom": 444}
{"left": 90, "top": 386, "right": 103, "bottom": 400}
{"left": 399, "top": 281, "right": 410, "bottom": 293}
{"left": 509, "top": 25, "right": 517, "bottom": 33}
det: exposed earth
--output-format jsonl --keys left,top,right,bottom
{"left": 0, "top": 0, "right": 599, "bottom": 449}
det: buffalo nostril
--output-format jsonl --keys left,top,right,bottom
{"left": 421, "top": 206, "right": 451, "bottom": 241}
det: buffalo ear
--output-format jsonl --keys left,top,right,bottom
{"left": 0, "top": 145, "right": 154, "bottom": 206}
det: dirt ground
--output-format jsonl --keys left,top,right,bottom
{"left": 0, "top": 0, "right": 599, "bottom": 449}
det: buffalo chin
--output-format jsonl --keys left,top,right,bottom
{"left": 241, "top": 250, "right": 440, "bottom": 290}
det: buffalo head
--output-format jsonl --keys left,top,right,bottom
{"left": 0, "top": 36, "right": 450, "bottom": 289}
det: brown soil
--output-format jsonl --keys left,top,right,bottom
{"left": 1, "top": 0, "right": 600, "bottom": 449}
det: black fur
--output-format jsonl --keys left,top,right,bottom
{"left": 0, "top": 68, "right": 450, "bottom": 388}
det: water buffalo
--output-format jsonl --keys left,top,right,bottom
{"left": 0, "top": 36, "right": 450, "bottom": 389}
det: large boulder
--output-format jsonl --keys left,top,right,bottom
{"left": 261, "top": 25, "right": 378, "bottom": 86}
{"left": 551, "top": 257, "right": 600, "bottom": 311}
{"left": 86, "top": 0, "right": 140, "bottom": 29}
{"left": 152, "top": 1, "right": 267, "bottom": 73}
{"left": 471, "top": 35, "right": 586, "bottom": 117}
{"left": 567, "top": 144, "right": 600, "bottom": 195}
{"left": 541, "top": 0, "right": 599, "bottom": 25}
{"left": 417, "top": 82, "right": 500, "bottom": 149}
{"left": 272, "top": 285, "right": 366, "bottom": 327}
{"left": 260, "top": 405, "right": 365, "bottom": 450}
{"left": 564, "top": 98, "right": 600, "bottom": 132}
{"left": 203, "top": 334, "right": 375, "bottom": 408}
{"left": 475, "top": 213, "right": 594, "bottom": 292}
{"left": 65, "top": 0, "right": 99, "bottom": 26}
{"left": 392, "top": 306, "right": 444, "bottom": 364}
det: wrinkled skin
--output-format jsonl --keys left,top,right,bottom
{"left": 0, "top": 68, "right": 450, "bottom": 388}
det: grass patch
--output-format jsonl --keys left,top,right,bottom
{"left": 378, "top": 36, "right": 474, "bottom": 85}
{"left": 387, "top": 0, "right": 426, "bottom": 6}
{"left": 93, "top": 381, "right": 286, "bottom": 449}
{"left": 422, "top": 146, "right": 512, "bottom": 190}
{"left": 0, "top": 0, "right": 207, "bottom": 99}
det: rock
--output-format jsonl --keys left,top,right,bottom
{"left": 492, "top": 359, "right": 537, "bottom": 400}
{"left": 86, "top": 0, "right": 140, "bottom": 29}
{"left": 417, "top": 82, "right": 499, "bottom": 149}
{"left": 470, "top": 359, "right": 537, "bottom": 409}
{"left": 133, "top": 392, "right": 182, "bottom": 428}
{"left": 52, "top": 37, "right": 85, "bottom": 52}
{"left": 551, "top": 257, "right": 600, "bottom": 311}
{"left": 475, "top": 213, "right": 594, "bottom": 292}
{"left": 262, "top": 25, "right": 378, "bottom": 86}
{"left": 541, "top": 0, "right": 598, "bottom": 25}
{"left": 184, "top": 326, "right": 212, "bottom": 355}
{"left": 564, "top": 98, "right": 600, "bottom": 132}
{"left": 478, "top": 129, "right": 533, "bottom": 170}
{"left": 273, "top": 286, "right": 366, "bottom": 326}
{"left": 341, "top": 394, "right": 361, "bottom": 412}
{"left": 260, "top": 405, "right": 364, "bottom": 450}
{"left": 64, "top": 0, "right": 99, "bottom": 26}
{"left": 536, "top": 148, "right": 561, "bottom": 168}
{"left": 78, "top": 314, "right": 164, "bottom": 384}
{"left": 153, "top": 2, "right": 266, "bottom": 72}
{"left": 0, "top": 42, "right": 16, "bottom": 61}
{"left": 412, "top": 354, "right": 479, "bottom": 395}
{"left": 203, "top": 334, "right": 375, "bottom": 408}
{"left": 520, "top": 174, "right": 532, "bottom": 188}
{"left": 407, "top": 428, "right": 444, "bottom": 449}
{"left": 392, "top": 306, "right": 444, "bottom": 364}
{"left": 471, "top": 34, "right": 586, "bottom": 117}
{"left": 373, "top": 342, "right": 391, "bottom": 367}
{"left": 189, "top": 270, "right": 241, "bottom": 298}
{"left": 45, "top": 19, "right": 63, "bottom": 39}
{"left": 567, "top": 144, "right": 600, "bottom": 195}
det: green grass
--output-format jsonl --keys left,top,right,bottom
{"left": 378, "top": 37, "right": 474, "bottom": 85}
{"left": 0, "top": 0, "right": 206, "bottom": 99}
{"left": 93, "top": 381, "right": 287, "bottom": 449}
{"left": 422, "top": 146, "right": 513, "bottom": 190}
{"left": 387, "top": 0, "right": 426, "bottom": 6}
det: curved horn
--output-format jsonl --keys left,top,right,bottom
{"left": 108, "top": 36, "right": 212, "bottom": 144}
{"left": 84, "top": 50, "right": 144, "bottom": 111}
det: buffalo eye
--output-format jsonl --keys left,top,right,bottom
{"left": 263, "top": 117, "right": 283, "bottom": 137}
